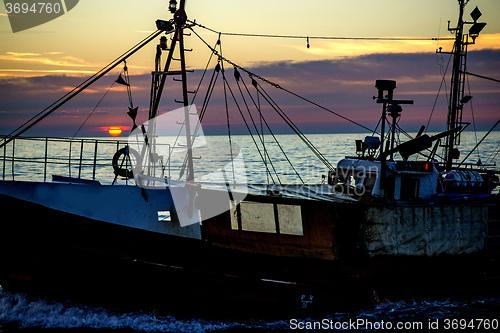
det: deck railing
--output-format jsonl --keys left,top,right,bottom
{"left": 0, "top": 136, "right": 184, "bottom": 185}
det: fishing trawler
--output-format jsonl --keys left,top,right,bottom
{"left": 0, "top": 0, "right": 498, "bottom": 313}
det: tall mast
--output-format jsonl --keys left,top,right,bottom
{"left": 444, "top": 0, "right": 466, "bottom": 172}
{"left": 176, "top": 0, "right": 195, "bottom": 182}
{"left": 441, "top": 0, "right": 486, "bottom": 171}
{"left": 149, "top": 0, "right": 194, "bottom": 181}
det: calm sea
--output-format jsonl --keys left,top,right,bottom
{"left": 2, "top": 132, "right": 499, "bottom": 186}
{"left": 0, "top": 132, "right": 499, "bottom": 332}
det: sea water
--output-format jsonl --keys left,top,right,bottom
{"left": 0, "top": 289, "right": 499, "bottom": 332}
{"left": 0, "top": 132, "right": 499, "bottom": 332}
{"left": 2, "top": 132, "right": 499, "bottom": 186}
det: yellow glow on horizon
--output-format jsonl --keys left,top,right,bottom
{"left": 0, "top": 69, "right": 96, "bottom": 77}
{"left": 2, "top": 32, "right": 498, "bottom": 79}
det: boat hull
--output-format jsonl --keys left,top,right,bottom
{"left": 0, "top": 183, "right": 367, "bottom": 314}
{"left": 0, "top": 181, "right": 499, "bottom": 314}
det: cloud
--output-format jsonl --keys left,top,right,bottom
{"left": 0, "top": 51, "right": 90, "bottom": 67}
{"left": 1, "top": 49, "right": 499, "bottom": 136}
{"left": 0, "top": 51, "right": 100, "bottom": 77}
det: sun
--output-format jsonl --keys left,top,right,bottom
{"left": 108, "top": 126, "right": 122, "bottom": 136}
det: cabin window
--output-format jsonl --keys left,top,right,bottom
{"left": 230, "top": 201, "right": 303, "bottom": 235}
{"left": 277, "top": 204, "right": 303, "bottom": 236}
{"left": 240, "top": 202, "right": 276, "bottom": 233}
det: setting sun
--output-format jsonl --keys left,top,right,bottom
{"left": 108, "top": 126, "right": 122, "bottom": 136}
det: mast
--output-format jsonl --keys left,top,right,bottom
{"left": 149, "top": 0, "right": 195, "bottom": 181}
{"left": 444, "top": 0, "right": 465, "bottom": 172}
{"left": 176, "top": 0, "right": 195, "bottom": 182}
{"left": 441, "top": 0, "right": 486, "bottom": 172}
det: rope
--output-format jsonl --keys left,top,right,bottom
{"left": 191, "top": 21, "right": 452, "bottom": 42}
{"left": 234, "top": 71, "right": 278, "bottom": 183}
{"left": 426, "top": 51, "right": 453, "bottom": 134}
{"left": 220, "top": 62, "right": 237, "bottom": 184}
{"left": 253, "top": 80, "right": 334, "bottom": 171}
{"left": 72, "top": 78, "right": 118, "bottom": 138}
{"left": 191, "top": 26, "right": 338, "bottom": 171}
{"left": 226, "top": 68, "right": 282, "bottom": 184}
{"left": 466, "top": 73, "right": 481, "bottom": 161}
{"left": 1, "top": 30, "right": 163, "bottom": 149}
{"left": 233, "top": 71, "right": 303, "bottom": 184}
{"left": 464, "top": 71, "right": 500, "bottom": 84}
{"left": 189, "top": 26, "right": 375, "bottom": 133}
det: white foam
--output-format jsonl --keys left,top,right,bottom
{"left": 0, "top": 290, "right": 240, "bottom": 332}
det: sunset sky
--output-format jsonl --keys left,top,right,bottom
{"left": 1, "top": 0, "right": 499, "bottom": 137}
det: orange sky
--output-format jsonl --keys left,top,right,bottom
{"left": 1, "top": 0, "right": 499, "bottom": 77}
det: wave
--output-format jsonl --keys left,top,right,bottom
{"left": 1, "top": 287, "right": 499, "bottom": 332}
{"left": 0, "top": 289, "right": 248, "bottom": 332}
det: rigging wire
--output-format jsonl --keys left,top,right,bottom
{"left": 174, "top": 38, "right": 220, "bottom": 180}
{"left": 72, "top": 78, "right": 118, "bottom": 139}
{"left": 190, "top": 25, "right": 350, "bottom": 171}
{"left": 426, "top": 51, "right": 453, "bottom": 134}
{"left": 218, "top": 37, "right": 238, "bottom": 185}
{"left": 224, "top": 68, "right": 286, "bottom": 184}
{"left": 235, "top": 72, "right": 304, "bottom": 184}
{"left": 235, "top": 72, "right": 281, "bottom": 184}
{"left": 253, "top": 79, "right": 334, "bottom": 170}
{"left": 464, "top": 71, "right": 500, "bottom": 84}
{"left": 485, "top": 142, "right": 500, "bottom": 166}
{"left": 465, "top": 72, "right": 481, "bottom": 162}
{"left": 232, "top": 73, "right": 279, "bottom": 184}
{"left": 221, "top": 64, "right": 238, "bottom": 184}
{"left": 191, "top": 21, "right": 453, "bottom": 42}
{"left": 0, "top": 30, "right": 163, "bottom": 149}
{"left": 190, "top": 27, "right": 332, "bottom": 180}
{"left": 189, "top": 25, "right": 375, "bottom": 134}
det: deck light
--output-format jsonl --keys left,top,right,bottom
{"left": 461, "top": 95, "right": 472, "bottom": 104}
{"left": 160, "top": 36, "right": 168, "bottom": 50}
{"left": 156, "top": 19, "right": 174, "bottom": 32}
{"left": 169, "top": 0, "right": 178, "bottom": 14}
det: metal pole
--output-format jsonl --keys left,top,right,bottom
{"left": 78, "top": 139, "right": 84, "bottom": 178}
{"left": 44, "top": 137, "right": 48, "bottom": 181}
{"left": 68, "top": 141, "right": 72, "bottom": 179}
{"left": 177, "top": 7, "right": 195, "bottom": 182}
{"left": 11, "top": 139, "right": 15, "bottom": 181}
{"left": 446, "top": 0, "right": 465, "bottom": 171}
{"left": 2, "top": 137, "right": 6, "bottom": 180}
{"left": 93, "top": 140, "right": 98, "bottom": 180}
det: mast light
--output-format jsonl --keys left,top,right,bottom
{"left": 160, "top": 36, "right": 168, "bottom": 50}
{"left": 469, "top": 22, "right": 486, "bottom": 41}
{"left": 169, "top": 0, "right": 178, "bottom": 14}
{"left": 156, "top": 19, "right": 174, "bottom": 32}
{"left": 461, "top": 95, "right": 472, "bottom": 104}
